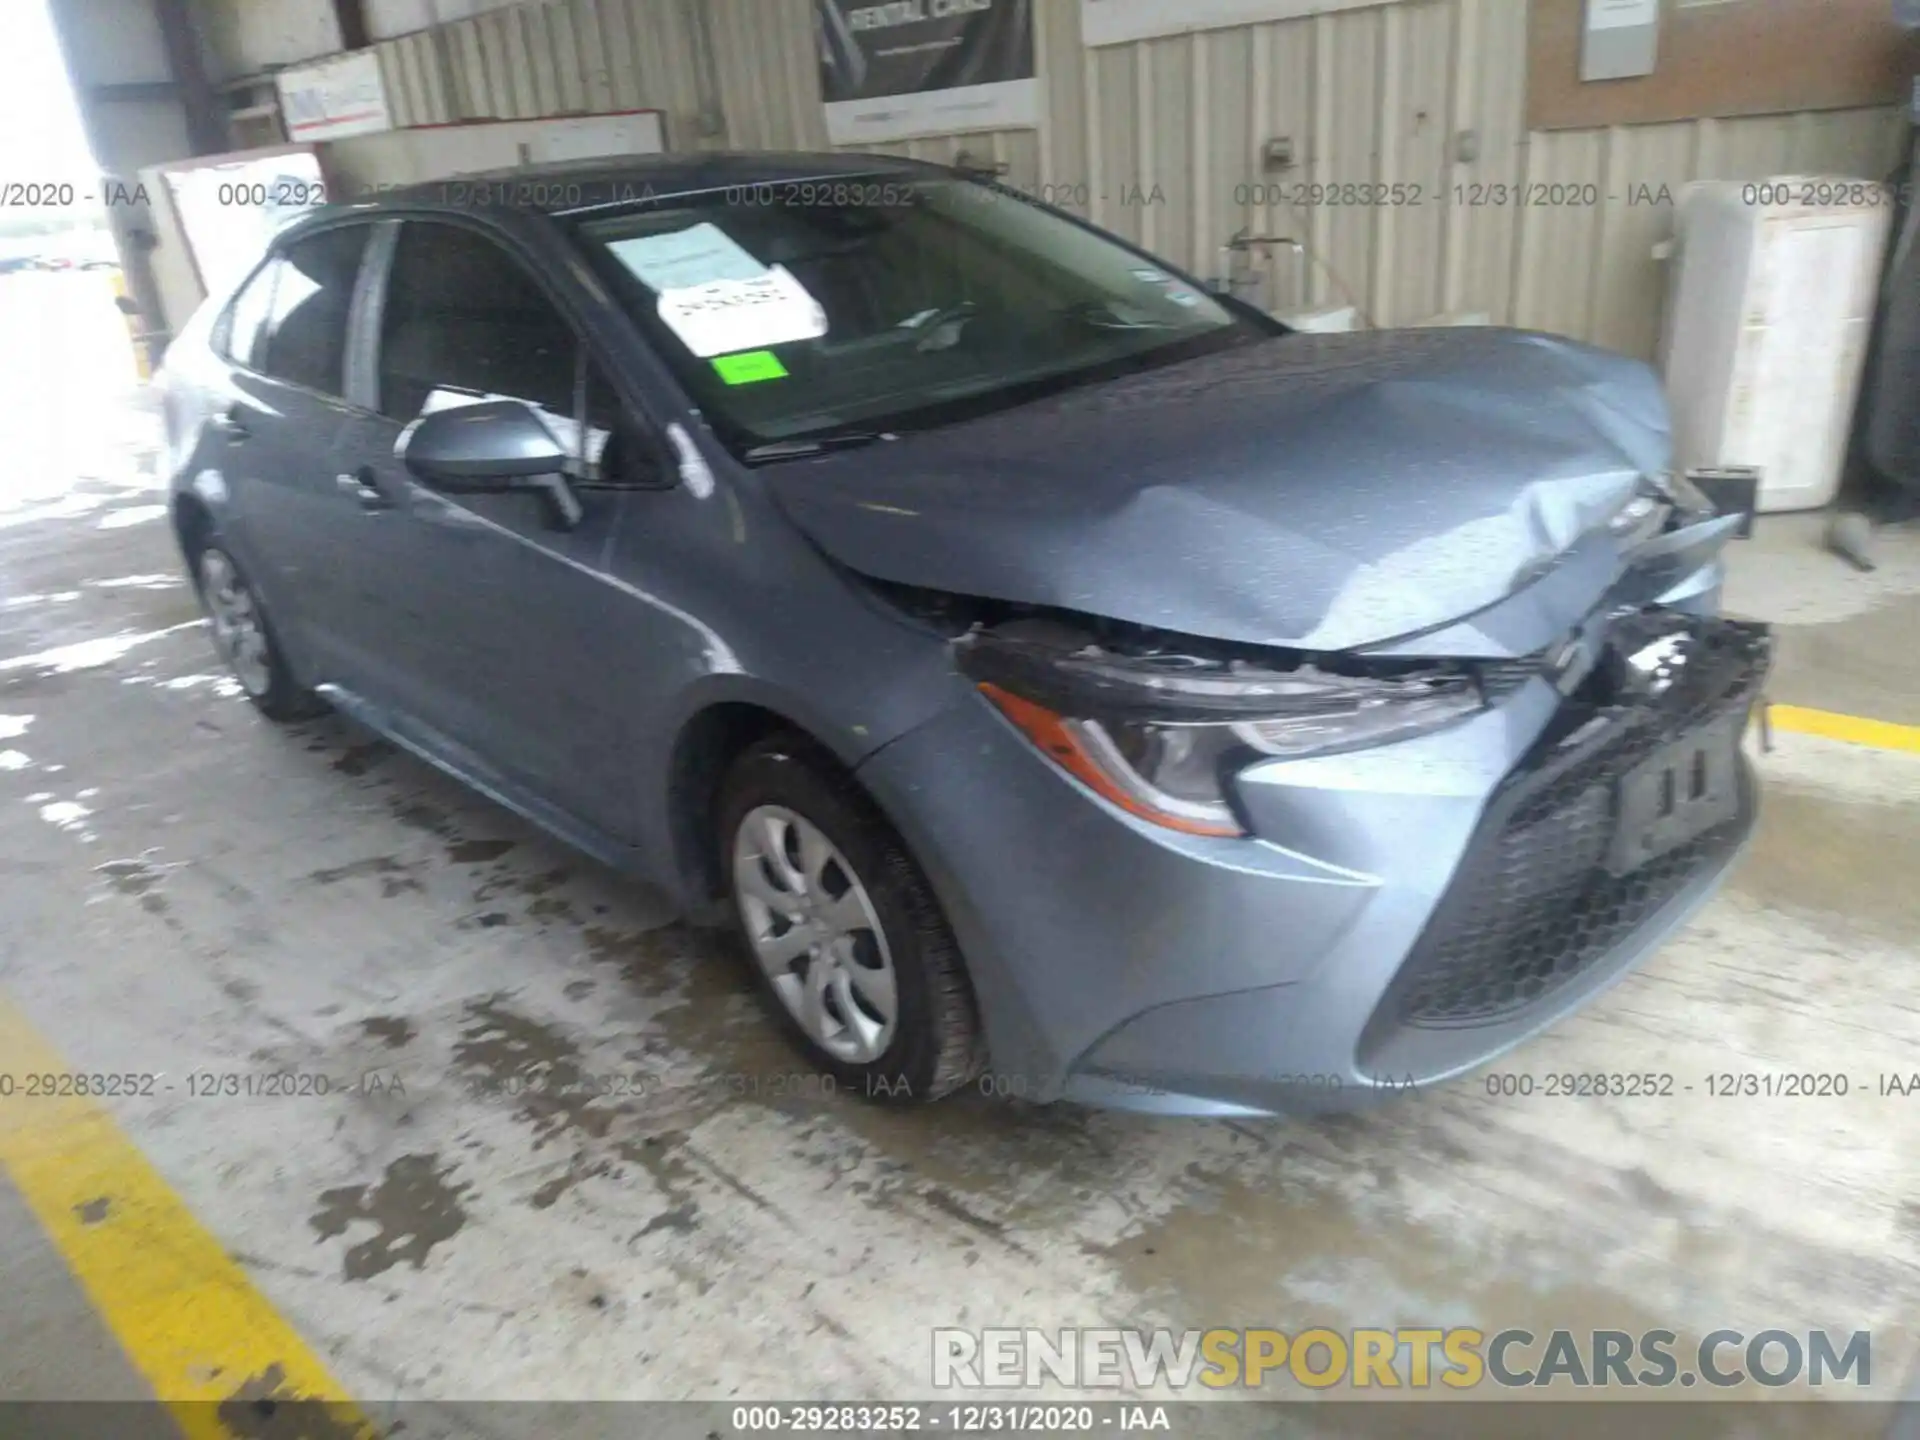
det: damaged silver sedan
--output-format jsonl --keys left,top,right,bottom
{"left": 158, "top": 153, "right": 1769, "bottom": 1115}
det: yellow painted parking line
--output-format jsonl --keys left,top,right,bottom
{"left": 1768, "top": 703, "right": 1920, "bottom": 755}
{"left": 0, "top": 993, "right": 376, "bottom": 1440}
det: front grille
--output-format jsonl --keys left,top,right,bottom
{"left": 1365, "top": 612, "right": 1770, "bottom": 1039}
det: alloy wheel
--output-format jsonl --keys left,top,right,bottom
{"left": 731, "top": 803, "right": 898, "bottom": 1063}
{"left": 198, "top": 549, "right": 272, "bottom": 698}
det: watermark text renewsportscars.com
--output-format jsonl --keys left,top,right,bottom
{"left": 933, "top": 1327, "right": 1872, "bottom": 1392}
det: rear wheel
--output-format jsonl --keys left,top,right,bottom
{"left": 718, "top": 737, "right": 984, "bottom": 1102}
{"left": 194, "top": 542, "right": 326, "bottom": 722}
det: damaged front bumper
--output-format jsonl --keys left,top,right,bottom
{"left": 857, "top": 602, "right": 1771, "bottom": 1117}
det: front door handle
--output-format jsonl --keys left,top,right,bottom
{"left": 336, "top": 468, "right": 392, "bottom": 511}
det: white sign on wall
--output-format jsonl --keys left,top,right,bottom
{"left": 1587, "top": 0, "right": 1660, "bottom": 28}
{"left": 1579, "top": 0, "right": 1660, "bottom": 79}
{"left": 1080, "top": 0, "right": 1376, "bottom": 47}
{"left": 276, "top": 51, "right": 393, "bottom": 142}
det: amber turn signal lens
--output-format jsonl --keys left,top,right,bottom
{"left": 977, "top": 683, "right": 1244, "bottom": 837}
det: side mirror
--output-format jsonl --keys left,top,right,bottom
{"left": 395, "top": 400, "right": 582, "bottom": 528}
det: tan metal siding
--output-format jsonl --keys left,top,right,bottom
{"left": 1586, "top": 122, "right": 1696, "bottom": 360}
{"left": 352, "top": 0, "right": 1905, "bottom": 358}
{"left": 1440, "top": 0, "right": 1527, "bottom": 323}
{"left": 1249, "top": 18, "right": 1317, "bottom": 312}
{"left": 1511, "top": 127, "right": 1607, "bottom": 338}
{"left": 1193, "top": 28, "right": 1251, "bottom": 282}
{"left": 1038, "top": 0, "right": 1086, "bottom": 190}
{"left": 1377, "top": 0, "right": 1453, "bottom": 327}
{"left": 1315, "top": 10, "right": 1384, "bottom": 318}
{"left": 707, "top": 0, "right": 827, "bottom": 150}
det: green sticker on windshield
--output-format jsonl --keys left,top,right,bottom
{"left": 712, "top": 349, "right": 789, "bottom": 385}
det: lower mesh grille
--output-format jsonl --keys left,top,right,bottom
{"left": 1371, "top": 611, "right": 1770, "bottom": 1034}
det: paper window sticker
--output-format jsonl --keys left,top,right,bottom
{"left": 656, "top": 265, "right": 828, "bottom": 359}
{"left": 606, "top": 222, "right": 769, "bottom": 293}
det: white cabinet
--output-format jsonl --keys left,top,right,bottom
{"left": 1660, "top": 179, "right": 1891, "bottom": 513}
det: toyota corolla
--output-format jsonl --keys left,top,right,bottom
{"left": 157, "top": 154, "right": 1768, "bottom": 1115}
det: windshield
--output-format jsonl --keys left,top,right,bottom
{"left": 574, "top": 175, "right": 1268, "bottom": 455}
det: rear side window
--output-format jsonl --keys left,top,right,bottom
{"left": 376, "top": 221, "right": 577, "bottom": 423}
{"left": 257, "top": 226, "right": 369, "bottom": 396}
{"left": 222, "top": 261, "right": 278, "bottom": 370}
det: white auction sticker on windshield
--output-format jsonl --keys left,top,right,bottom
{"left": 606, "top": 221, "right": 768, "bottom": 292}
{"left": 656, "top": 264, "right": 828, "bottom": 358}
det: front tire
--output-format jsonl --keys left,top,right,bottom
{"left": 193, "top": 541, "right": 326, "bottom": 723}
{"left": 718, "top": 737, "right": 984, "bottom": 1102}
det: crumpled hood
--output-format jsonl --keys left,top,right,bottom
{"left": 770, "top": 327, "right": 1672, "bottom": 654}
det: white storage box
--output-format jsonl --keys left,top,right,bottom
{"left": 1660, "top": 178, "right": 1891, "bottom": 513}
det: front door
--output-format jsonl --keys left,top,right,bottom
{"left": 334, "top": 218, "right": 651, "bottom": 844}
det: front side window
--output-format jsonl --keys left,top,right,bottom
{"left": 376, "top": 221, "right": 654, "bottom": 482}
{"left": 377, "top": 221, "right": 578, "bottom": 427}
{"left": 257, "top": 225, "right": 369, "bottom": 396}
{"left": 574, "top": 176, "right": 1267, "bottom": 455}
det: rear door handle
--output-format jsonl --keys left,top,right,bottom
{"left": 210, "top": 410, "right": 249, "bottom": 441}
{"left": 336, "top": 468, "right": 393, "bottom": 511}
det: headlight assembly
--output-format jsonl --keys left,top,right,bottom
{"left": 958, "top": 624, "right": 1492, "bottom": 837}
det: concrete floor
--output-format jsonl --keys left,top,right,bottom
{"left": 2, "top": 272, "right": 1919, "bottom": 1433}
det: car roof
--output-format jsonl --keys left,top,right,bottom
{"left": 357, "top": 150, "right": 949, "bottom": 216}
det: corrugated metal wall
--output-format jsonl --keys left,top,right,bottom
{"left": 367, "top": 0, "right": 1908, "bottom": 359}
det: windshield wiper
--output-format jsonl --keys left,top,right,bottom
{"left": 1060, "top": 297, "right": 1178, "bottom": 331}
{"left": 899, "top": 301, "right": 977, "bottom": 352}
{"left": 743, "top": 429, "right": 894, "bottom": 463}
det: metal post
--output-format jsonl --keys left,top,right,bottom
{"left": 150, "top": 0, "right": 225, "bottom": 155}
{"left": 333, "top": 0, "right": 371, "bottom": 52}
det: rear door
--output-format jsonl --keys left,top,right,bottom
{"left": 333, "top": 216, "right": 670, "bottom": 843}
{"left": 216, "top": 223, "right": 379, "bottom": 684}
